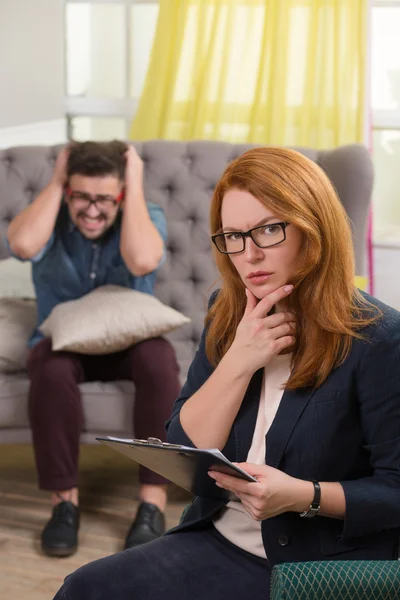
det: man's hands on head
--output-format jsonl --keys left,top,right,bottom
{"left": 124, "top": 145, "right": 144, "bottom": 197}
{"left": 7, "top": 146, "right": 71, "bottom": 259}
{"left": 119, "top": 144, "right": 164, "bottom": 276}
{"left": 51, "top": 147, "right": 70, "bottom": 189}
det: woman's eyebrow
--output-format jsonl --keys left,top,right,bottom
{"left": 220, "top": 216, "right": 280, "bottom": 233}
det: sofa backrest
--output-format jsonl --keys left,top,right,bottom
{"left": 0, "top": 140, "right": 373, "bottom": 378}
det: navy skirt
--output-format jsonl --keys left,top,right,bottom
{"left": 54, "top": 525, "right": 271, "bottom": 600}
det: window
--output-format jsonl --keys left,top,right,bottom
{"left": 371, "top": 0, "right": 400, "bottom": 242}
{"left": 65, "top": 0, "right": 400, "bottom": 244}
{"left": 65, "top": 0, "right": 159, "bottom": 141}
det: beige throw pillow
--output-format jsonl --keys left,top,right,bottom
{"left": 0, "top": 298, "right": 37, "bottom": 372}
{"left": 0, "top": 258, "right": 36, "bottom": 298}
{"left": 40, "top": 285, "right": 191, "bottom": 354}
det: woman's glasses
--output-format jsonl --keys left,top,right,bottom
{"left": 211, "top": 222, "right": 289, "bottom": 254}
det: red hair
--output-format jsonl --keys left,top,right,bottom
{"left": 206, "top": 147, "right": 378, "bottom": 389}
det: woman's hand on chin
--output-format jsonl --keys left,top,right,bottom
{"left": 225, "top": 285, "right": 296, "bottom": 377}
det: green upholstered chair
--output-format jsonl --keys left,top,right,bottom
{"left": 270, "top": 560, "right": 400, "bottom": 600}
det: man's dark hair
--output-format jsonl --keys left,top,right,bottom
{"left": 67, "top": 140, "right": 128, "bottom": 180}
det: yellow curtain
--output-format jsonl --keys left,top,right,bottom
{"left": 130, "top": 0, "right": 367, "bottom": 147}
{"left": 355, "top": 276, "right": 368, "bottom": 292}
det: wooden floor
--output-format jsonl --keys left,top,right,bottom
{"left": 0, "top": 444, "right": 191, "bottom": 600}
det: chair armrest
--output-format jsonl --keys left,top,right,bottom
{"left": 271, "top": 560, "right": 400, "bottom": 600}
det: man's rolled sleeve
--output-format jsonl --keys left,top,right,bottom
{"left": 4, "top": 233, "right": 54, "bottom": 263}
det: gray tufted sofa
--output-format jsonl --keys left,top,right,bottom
{"left": 0, "top": 141, "right": 373, "bottom": 444}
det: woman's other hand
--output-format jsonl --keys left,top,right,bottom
{"left": 209, "top": 463, "right": 313, "bottom": 520}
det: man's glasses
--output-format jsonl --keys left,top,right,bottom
{"left": 65, "top": 188, "right": 124, "bottom": 211}
{"left": 211, "top": 222, "right": 289, "bottom": 254}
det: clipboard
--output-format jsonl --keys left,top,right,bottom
{"left": 96, "top": 436, "right": 257, "bottom": 499}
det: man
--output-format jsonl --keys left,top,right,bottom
{"left": 7, "top": 141, "right": 181, "bottom": 557}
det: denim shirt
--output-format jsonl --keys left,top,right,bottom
{"left": 9, "top": 201, "right": 167, "bottom": 348}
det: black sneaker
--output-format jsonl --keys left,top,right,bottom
{"left": 124, "top": 502, "right": 165, "bottom": 549}
{"left": 41, "top": 501, "right": 80, "bottom": 558}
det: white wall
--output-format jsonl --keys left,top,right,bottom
{"left": 373, "top": 244, "right": 400, "bottom": 309}
{"left": 0, "top": 0, "right": 65, "bottom": 143}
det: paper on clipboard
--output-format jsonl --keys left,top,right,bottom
{"left": 97, "top": 436, "right": 257, "bottom": 499}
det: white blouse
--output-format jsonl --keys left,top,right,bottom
{"left": 213, "top": 353, "right": 292, "bottom": 558}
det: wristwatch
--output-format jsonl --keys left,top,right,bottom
{"left": 299, "top": 480, "right": 321, "bottom": 518}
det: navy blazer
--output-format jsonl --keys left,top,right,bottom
{"left": 165, "top": 292, "right": 400, "bottom": 567}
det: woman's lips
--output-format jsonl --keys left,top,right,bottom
{"left": 247, "top": 272, "right": 273, "bottom": 284}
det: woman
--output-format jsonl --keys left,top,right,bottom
{"left": 54, "top": 147, "right": 400, "bottom": 600}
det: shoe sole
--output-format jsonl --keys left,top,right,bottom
{"left": 42, "top": 545, "right": 78, "bottom": 558}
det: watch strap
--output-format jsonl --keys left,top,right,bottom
{"left": 299, "top": 480, "right": 321, "bottom": 518}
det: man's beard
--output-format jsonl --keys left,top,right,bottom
{"left": 77, "top": 210, "right": 109, "bottom": 239}
{"left": 77, "top": 209, "right": 108, "bottom": 222}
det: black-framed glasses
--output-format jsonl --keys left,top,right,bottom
{"left": 65, "top": 188, "right": 124, "bottom": 211}
{"left": 211, "top": 222, "right": 289, "bottom": 255}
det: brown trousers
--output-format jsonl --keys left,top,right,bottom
{"left": 27, "top": 337, "right": 181, "bottom": 490}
